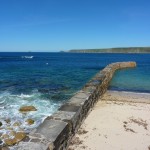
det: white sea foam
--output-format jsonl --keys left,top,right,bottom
{"left": 0, "top": 90, "right": 61, "bottom": 136}
{"left": 21, "top": 56, "right": 34, "bottom": 59}
{"left": 0, "top": 99, "right": 5, "bottom": 104}
{"left": 18, "top": 93, "right": 32, "bottom": 98}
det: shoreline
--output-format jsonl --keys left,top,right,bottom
{"left": 108, "top": 88, "right": 150, "bottom": 94}
{"left": 69, "top": 90, "right": 150, "bottom": 150}
{"left": 1, "top": 62, "right": 137, "bottom": 149}
{"left": 106, "top": 90, "right": 150, "bottom": 104}
{"left": 109, "top": 89, "right": 150, "bottom": 95}
{"left": 109, "top": 90, "right": 150, "bottom": 94}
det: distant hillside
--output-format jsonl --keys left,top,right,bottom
{"left": 68, "top": 47, "right": 150, "bottom": 53}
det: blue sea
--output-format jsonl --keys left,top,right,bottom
{"left": 0, "top": 52, "right": 150, "bottom": 133}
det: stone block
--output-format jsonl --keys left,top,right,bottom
{"left": 49, "top": 111, "right": 76, "bottom": 121}
{"left": 14, "top": 142, "right": 49, "bottom": 150}
{"left": 30, "top": 120, "right": 68, "bottom": 142}
{"left": 58, "top": 104, "right": 81, "bottom": 112}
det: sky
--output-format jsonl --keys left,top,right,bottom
{"left": 0, "top": 0, "right": 150, "bottom": 52}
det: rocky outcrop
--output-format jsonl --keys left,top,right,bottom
{"left": 4, "top": 132, "right": 26, "bottom": 146}
{"left": 19, "top": 106, "right": 37, "bottom": 112}
{"left": 25, "top": 119, "right": 35, "bottom": 125}
{"left": 1, "top": 62, "right": 136, "bottom": 150}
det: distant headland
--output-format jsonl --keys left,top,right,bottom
{"left": 65, "top": 47, "right": 150, "bottom": 53}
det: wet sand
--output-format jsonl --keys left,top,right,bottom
{"left": 69, "top": 91, "right": 150, "bottom": 150}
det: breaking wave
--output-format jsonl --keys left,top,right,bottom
{"left": 21, "top": 56, "right": 34, "bottom": 59}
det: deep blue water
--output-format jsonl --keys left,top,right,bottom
{"left": 0, "top": 52, "right": 150, "bottom": 133}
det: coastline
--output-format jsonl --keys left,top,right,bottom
{"left": 0, "top": 62, "right": 137, "bottom": 149}
{"left": 108, "top": 87, "right": 150, "bottom": 94}
{"left": 68, "top": 90, "right": 150, "bottom": 150}
{"left": 107, "top": 90, "right": 150, "bottom": 100}
{"left": 109, "top": 90, "right": 150, "bottom": 95}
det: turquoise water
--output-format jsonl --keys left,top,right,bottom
{"left": 109, "top": 55, "right": 150, "bottom": 92}
{"left": 110, "top": 68, "right": 150, "bottom": 92}
{"left": 0, "top": 52, "right": 149, "bottom": 135}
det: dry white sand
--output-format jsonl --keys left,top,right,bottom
{"left": 68, "top": 91, "right": 150, "bottom": 150}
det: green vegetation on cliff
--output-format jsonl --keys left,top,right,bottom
{"left": 68, "top": 47, "right": 150, "bottom": 53}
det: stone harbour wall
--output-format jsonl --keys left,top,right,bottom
{"left": 11, "top": 62, "right": 136, "bottom": 150}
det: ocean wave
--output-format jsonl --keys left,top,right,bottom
{"left": 17, "top": 93, "right": 32, "bottom": 98}
{"left": 0, "top": 56, "right": 34, "bottom": 60}
{"left": 0, "top": 90, "right": 62, "bottom": 141}
{"left": 21, "top": 56, "right": 34, "bottom": 59}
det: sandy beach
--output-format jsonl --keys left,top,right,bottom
{"left": 68, "top": 91, "right": 150, "bottom": 150}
